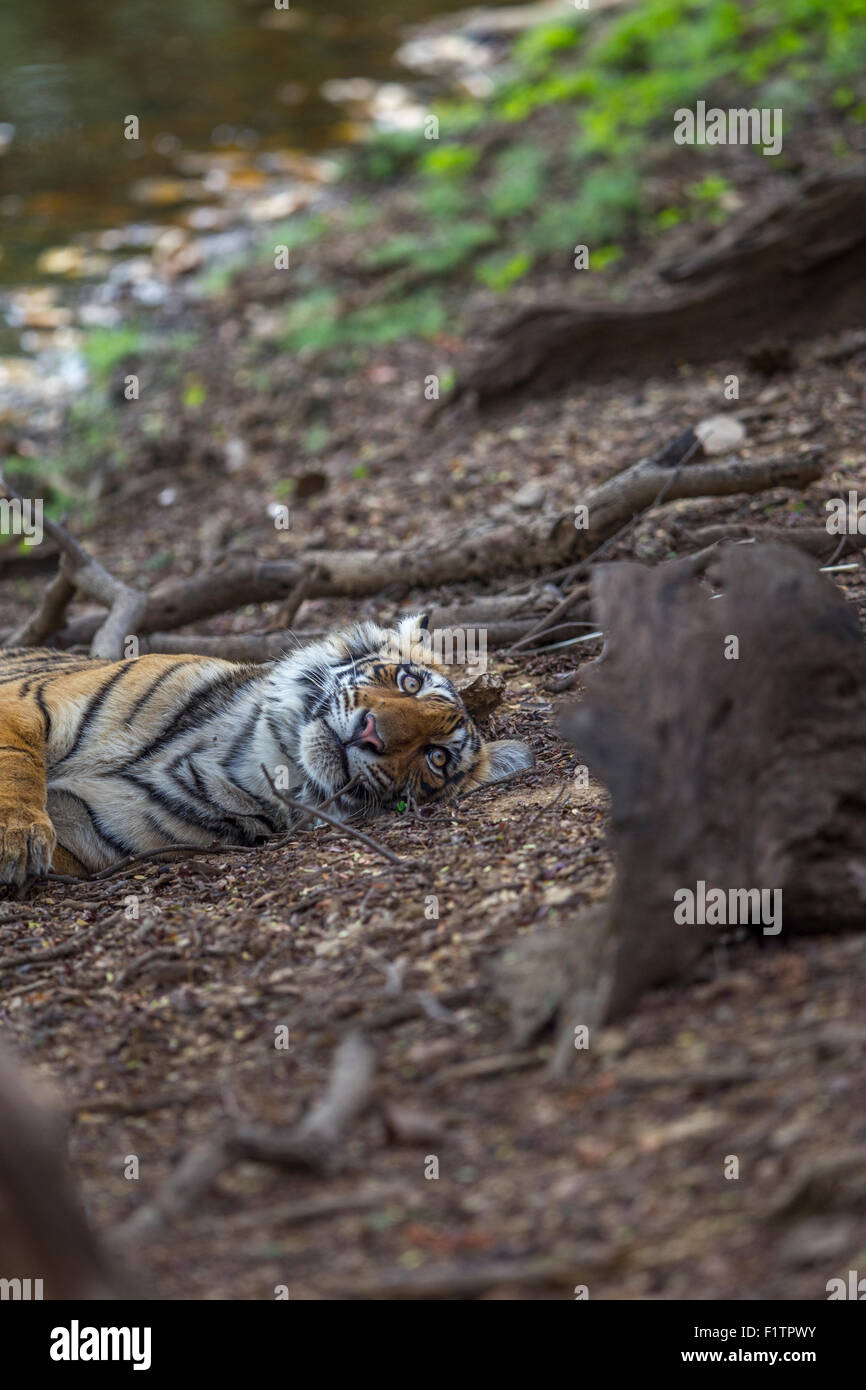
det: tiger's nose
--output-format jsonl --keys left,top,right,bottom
{"left": 353, "top": 713, "right": 384, "bottom": 753}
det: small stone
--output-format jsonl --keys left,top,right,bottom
{"left": 695, "top": 415, "right": 746, "bottom": 455}
{"left": 513, "top": 479, "right": 545, "bottom": 509}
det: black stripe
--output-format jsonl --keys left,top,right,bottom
{"left": 221, "top": 704, "right": 260, "bottom": 773}
{"left": 127, "top": 668, "right": 260, "bottom": 767}
{"left": 121, "top": 766, "right": 221, "bottom": 827}
{"left": 127, "top": 665, "right": 178, "bottom": 720}
{"left": 0, "top": 658, "right": 93, "bottom": 684}
{"left": 297, "top": 665, "right": 330, "bottom": 712}
{"left": 53, "top": 789, "right": 135, "bottom": 858}
{"left": 24, "top": 660, "right": 87, "bottom": 676}
{"left": 165, "top": 743, "right": 280, "bottom": 836}
{"left": 122, "top": 767, "right": 257, "bottom": 843}
{"left": 61, "top": 661, "right": 135, "bottom": 762}
{"left": 265, "top": 711, "right": 296, "bottom": 764}
{"left": 218, "top": 773, "right": 282, "bottom": 834}
{"left": 34, "top": 682, "right": 52, "bottom": 740}
{"left": 185, "top": 759, "right": 211, "bottom": 801}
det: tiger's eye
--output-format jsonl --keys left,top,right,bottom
{"left": 400, "top": 672, "right": 421, "bottom": 694}
{"left": 428, "top": 746, "right": 447, "bottom": 769}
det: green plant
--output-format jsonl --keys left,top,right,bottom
{"left": 362, "top": 130, "right": 421, "bottom": 181}
{"left": 261, "top": 214, "right": 328, "bottom": 256}
{"left": 282, "top": 289, "right": 343, "bottom": 353}
{"left": 362, "top": 222, "right": 496, "bottom": 276}
{"left": 281, "top": 289, "right": 447, "bottom": 354}
{"left": 428, "top": 99, "right": 487, "bottom": 135}
{"left": 419, "top": 145, "right": 480, "bottom": 180}
{"left": 1, "top": 456, "right": 81, "bottom": 522}
{"left": 182, "top": 377, "right": 207, "bottom": 409}
{"left": 419, "top": 181, "right": 472, "bottom": 222}
{"left": 590, "top": 244, "right": 624, "bottom": 271}
{"left": 82, "top": 325, "right": 143, "bottom": 380}
{"left": 513, "top": 18, "right": 583, "bottom": 70}
{"left": 198, "top": 255, "right": 246, "bottom": 296}
{"left": 653, "top": 206, "right": 685, "bottom": 231}
{"left": 486, "top": 145, "right": 546, "bottom": 219}
{"left": 475, "top": 250, "right": 533, "bottom": 290}
{"left": 343, "top": 292, "right": 447, "bottom": 344}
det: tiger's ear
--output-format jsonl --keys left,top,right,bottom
{"left": 475, "top": 739, "right": 535, "bottom": 786}
{"left": 418, "top": 612, "right": 430, "bottom": 632}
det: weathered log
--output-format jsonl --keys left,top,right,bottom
{"left": 48, "top": 452, "right": 821, "bottom": 649}
{"left": 451, "top": 168, "right": 866, "bottom": 402}
{"left": 499, "top": 541, "right": 866, "bottom": 1058}
{"left": 570, "top": 541, "right": 866, "bottom": 1015}
{"left": 672, "top": 522, "right": 859, "bottom": 561}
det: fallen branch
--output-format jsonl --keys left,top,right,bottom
{"left": 261, "top": 765, "right": 407, "bottom": 868}
{"left": 269, "top": 569, "right": 316, "bottom": 630}
{"left": 129, "top": 616, "right": 592, "bottom": 661}
{"left": 0, "top": 476, "right": 147, "bottom": 659}
{"left": 42, "top": 453, "right": 821, "bottom": 651}
{"left": 236, "top": 1030, "right": 376, "bottom": 1172}
{"left": 767, "top": 1147, "right": 866, "bottom": 1221}
{"left": 431, "top": 1050, "right": 541, "bottom": 1086}
{"left": 6, "top": 556, "right": 76, "bottom": 647}
{"left": 70, "top": 1085, "right": 218, "bottom": 1118}
{"left": 505, "top": 433, "right": 703, "bottom": 653}
{"left": 673, "top": 522, "right": 857, "bottom": 560}
{"left": 46, "top": 834, "right": 291, "bottom": 884}
{"left": 207, "top": 1189, "right": 397, "bottom": 1236}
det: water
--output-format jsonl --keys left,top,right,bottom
{"left": 0, "top": 0, "right": 491, "bottom": 289}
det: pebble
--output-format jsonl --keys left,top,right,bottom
{"left": 694, "top": 415, "right": 746, "bottom": 454}
{"left": 513, "top": 479, "right": 545, "bottom": 508}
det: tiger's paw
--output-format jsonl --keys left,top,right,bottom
{"left": 0, "top": 808, "right": 56, "bottom": 885}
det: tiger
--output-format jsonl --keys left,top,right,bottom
{"left": 0, "top": 614, "right": 534, "bottom": 882}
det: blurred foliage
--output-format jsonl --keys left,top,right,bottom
{"left": 347, "top": 0, "right": 866, "bottom": 315}
{"left": 361, "top": 222, "right": 496, "bottom": 274}
{"left": 81, "top": 325, "right": 143, "bottom": 380}
{"left": 280, "top": 288, "right": 446, "bottom": 354}
{"left": 35, "top": 0, "right": 866, "bottom": 377}
{"left": 1, "top": 454, "right": 86, "bottom": 523}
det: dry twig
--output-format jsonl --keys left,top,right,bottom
{"left": 114, "top": 1031, "right": 377, "bottom": 1245}
{"left": 261, "top": 765, "right": 407, "bottom": 868}
{"left": 0, "top": 476, "right": 147, "bottom": 659}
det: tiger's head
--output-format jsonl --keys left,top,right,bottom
{"left": 271, "top": 615, "right": 534, "bottom": 815}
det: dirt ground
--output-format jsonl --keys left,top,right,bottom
{"left": 3, "top": 213, "right": 866, "bottom": 1299}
